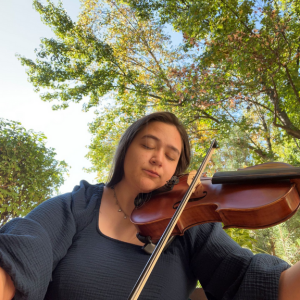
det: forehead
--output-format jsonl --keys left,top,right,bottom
{"left": 136, "top": 121, "right": 182, "bottom": 149}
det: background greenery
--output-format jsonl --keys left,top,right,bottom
{"left": 0, "top": 118, "right": 68, "bottom": 226}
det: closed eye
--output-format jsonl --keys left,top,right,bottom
{"left": 142, "top": 144, "right": 153, "bottom": 149}
{"left": 166, "top": 155, "right": 175, "bottom": 161}
{"left": 142, "top": 144, "right": 175, "bottom": 161}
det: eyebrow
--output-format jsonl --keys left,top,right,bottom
{"left": 141, "top": 134, "right": 181, "bottom": 155}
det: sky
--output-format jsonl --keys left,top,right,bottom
{"left": 0, "top": 0, "right": 98, "bottom": 194}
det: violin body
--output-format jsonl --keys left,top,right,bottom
{"left": 131, "top": 163, "right": 300, "bottom": 244}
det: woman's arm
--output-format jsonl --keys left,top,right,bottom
{"left": 0, "top": 267, "right": 15, "bottom": 300}
{"left": 279, "top": 260, "right": 300, "bottom": 300}
{"left": 189, "top": 223, "right": 290, "bottom": 299}
{"left": 0, "top": 181, "right": 102, "bottom": 299}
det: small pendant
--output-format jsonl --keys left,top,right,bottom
{"left": 118, "top": 209, "right": 122, "bottom": 212}
{"left": 124, "top": 216, "right": 127, "bottom": 219}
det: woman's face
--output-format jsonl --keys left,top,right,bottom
{"left": 123, "top": 121, "right": 182, "bottom": 194}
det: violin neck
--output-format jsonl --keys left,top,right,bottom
{"left": 212, "top": 167, "right": 300, "bottom": 184}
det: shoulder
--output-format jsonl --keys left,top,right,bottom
{"left": 28, "top": 180, "right": 104, "bottom": 215}
{"left": 183, "top": 222, "right": 248, "bottom": 257}
{"left": 71, "top": 180, "right": 104, "bottom": 212}
{"left": 72, "top": 180, "right": 104, "bottom": 201}
{"left": 185, "top": 222, "right": 222, "bottom": 244}
{"left": 26, "top": 180, "right": 105, "bottom": 232}
{"left": 66, "top": 180, "right": 105, "bottom": 230}
{"left": 169, "top": 223, "right": 221, "bottom": 258}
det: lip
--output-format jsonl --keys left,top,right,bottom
{"left": 143, "top": 169, "right": 160, "bottom": 178}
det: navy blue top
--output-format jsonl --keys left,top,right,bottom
{"left": 0, "top": 181, "right": 290, "bottom": 300}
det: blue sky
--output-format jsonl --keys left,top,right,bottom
{"left": 0, "top": 0, "right": 98, "bottom": 194}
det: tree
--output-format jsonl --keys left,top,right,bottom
{"left": 18, "top": 0, "right": 300, "bottom": 185}
{"left": 250, "top": 209, "right": 300, "bottom": 264}
{"left": 0, "top": 118, "right": 68, "bottom": 226}
{"left": 125, "top": 0, "right": 300, "bottom": 160}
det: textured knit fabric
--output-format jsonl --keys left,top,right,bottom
{"left": 0, "top": 180, "right": 290, "bottom": 300}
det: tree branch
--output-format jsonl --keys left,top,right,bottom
{"left": 293, "top": 138, "right": 300, "bottom": 151}
{"left": 284, "top": 65, "right": 300, "bottom": 104}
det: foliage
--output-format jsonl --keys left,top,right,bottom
{"left": 125, "top": 0, "right": 300, "bottom": 160}
{"left": 0, "top": 119, "right": 68, "bottom": 226}
{"left": 225, "top": 227, "right": 257, "bottom": 250}
{"left": 250, "top": 209, "right": 300, "bottom": 264}
{"left": 18, "top": 1, "right": 300, "bottom": 185}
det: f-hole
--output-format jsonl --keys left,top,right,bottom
{"left": 172, "top": 191, "right": 208, "bottom": 209}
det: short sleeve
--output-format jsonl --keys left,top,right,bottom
{"left": 187, "top": 223, "right": 290, "bottom": 300}
{"left": 0, "top": 180, "right": 103, "bottom": 300}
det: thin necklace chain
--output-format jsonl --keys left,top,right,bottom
{"left": 112, "top": 186, "right": 128, "bottom": 219}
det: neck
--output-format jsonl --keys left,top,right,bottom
{"left": 112, "top": 180, "right": 139, "bottom": 217}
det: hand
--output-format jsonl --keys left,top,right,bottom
{"left": 278, "top": 260, "right": 300, "bottom": 300}
{"left": 0, "top": 267, "right": 15, "bottom": 300}
{"left": 187, "top": 170, "right": 204, "bottom": 198}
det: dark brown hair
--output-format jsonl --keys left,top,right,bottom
{"left": 106, "top": 111, "right": 190, "bottom": 188}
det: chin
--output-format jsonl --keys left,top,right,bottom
{"left": 139, "top": 185, "right": 157, "bottom": 194}
{"left": 137, "top": 179, "right": 162, "bottom": 194}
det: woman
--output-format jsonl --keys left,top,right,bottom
{"left": 0, "top": 112, "right": 299, "bottom": 299}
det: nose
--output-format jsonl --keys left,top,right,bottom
{"left": 150, "top": 149, "right": 163, "bottom": 166}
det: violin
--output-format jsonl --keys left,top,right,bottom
{"left": 131, "top": 162, "right": 300, "bottom": 244}
{"left": 127, "top": 140, "right": 300, "bottom": 300}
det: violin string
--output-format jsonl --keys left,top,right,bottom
{"left": 112, "top": 186, "right": 128, "bottom": 219}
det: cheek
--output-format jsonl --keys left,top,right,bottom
{"left": 124, "top": 148, "right": 147, "bottom": 173}
{"left": 164, "top": 170, "right": 175, "bottom": 182}
{"left": 162, "top": 164, "right": 177, "bottom": 182}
